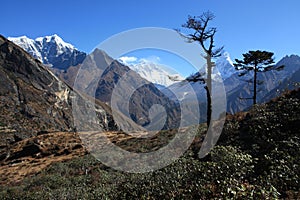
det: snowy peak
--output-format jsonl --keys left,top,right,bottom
{"left": 8, "top": 34, "right": 86, "bottom": 70}
{"left": 9, "top": 34, "right": 76, "bottom": 60}
{"left": 119, "top": 58, "right": 183, "bottom": 86}
{"left": 118, "top": 52, "right": 236, "bottom": 86}
{"left": 10, "top": 34, "right": 75, "bottom": 48}
{"left": 8, "top": 36, "right": 43, "bottom": 61}
{"left": 185, "top": 52, "right": 237, "bottom": 82}
{"left": 35, "top": 34, "right": 75, "bottom": 54}
{"left": 214, "top": 52, "right": 237, "bottom": 80}
{"left": 216, "top": 52, "right": 234, "bottom": 66}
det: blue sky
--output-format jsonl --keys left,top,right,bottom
{"left": 2, "top": 0, "right": 300, "bottom": 69}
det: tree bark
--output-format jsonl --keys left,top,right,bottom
{"left": 253, "top": 62, "right": 257, "bottom": 105}
{"left": 206, "top": 55, "right": 212, "bottom": 127}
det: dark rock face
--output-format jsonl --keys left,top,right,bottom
{"left": 62, "top": 48, "right": 182, "bottom": 131}
{"left": 95, "top": 57, "right": 180, "bottom": 129}
{"left": 0, "top": 35, "right": 72, "bottom": 142}
{"left": 48, "top": 49, "right": 86, "bottom": 70}
{"left": 0, "top": 35, "right": 117, "bottom": 147}
{"left": 74, "top": 49, "right": 180, "bottom": 130}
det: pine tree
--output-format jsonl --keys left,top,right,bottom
{"left": 234, "top": 50, "right": 284, "bottom": 105}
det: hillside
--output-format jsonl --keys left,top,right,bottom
{"left": 1, "top": 88, "right": 299, "bottom": 199}
{"left": 94, "top": 58, "right": 181, "bottom": 129}
{"left": 0, "top": 35, "right": 75, "bottom": 143}
{"left": 0, "top": 35, "right": 124, "bottom": 161}
{"left": 73, "top": 49, "right": 182, "bottom": 130}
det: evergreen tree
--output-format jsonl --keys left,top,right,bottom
{"left": 234, "top": 50, "right": 284, "bottom": 105}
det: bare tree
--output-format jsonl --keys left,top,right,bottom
{"left": 178, "top": 11, "right": 223, "bottom": 127}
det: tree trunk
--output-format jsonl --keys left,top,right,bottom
{"left": 206, "top": 55, "right": 212, "bottom": 127}
{"left": 253, "top": 63, "right": 257, "bottom": 105}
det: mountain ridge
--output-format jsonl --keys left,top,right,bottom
{"left": 8, "top": 35, "right": 86, "bottom": 70}
{"left": 81, "top": 49, "right": 182, "bottom": 130}
{"left": 8, "top": 34, "right": 300, "bottom": 115}
{"left": 0, "top": 35, "right": 119, "bottom": 147}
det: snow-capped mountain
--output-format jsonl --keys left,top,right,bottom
{"left": 8, "top": 34, "right": 86, "bottom": 70}
{"left": 118, "top": 52, "right": 236, "bottom": 87}
{"left": 160, "top": 52, "right": 300, "bottom": 114}
{"left": 171, "top": 52, "right": 237, "bottom": 84}
{"left": 159, "top": 52, "right": 237, "bottom": 102}
{"left": 6, "top": 33, "right": 300, "bottom": 115}
{"left": 119, "top": 59, "right": 183, "bottom": 86}
{"left": 214, "top": 52, "right": 237, "bottom": 80}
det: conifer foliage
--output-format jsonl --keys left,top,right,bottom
{"left": 234, "top": 50, "right": 284, "bottom": 105}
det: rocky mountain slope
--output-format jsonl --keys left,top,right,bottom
{"left": 0, "top": 35, "right": 118, "bottom": 149}
{"left": 8, "top": 36, "right": 182, "bottom": 130}
{"left": 77, "top": 49, "right": 182, "bottom": 130}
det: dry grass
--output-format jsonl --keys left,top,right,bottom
{"left": 0, "top": 132, "right": 86, "bottom": 185}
